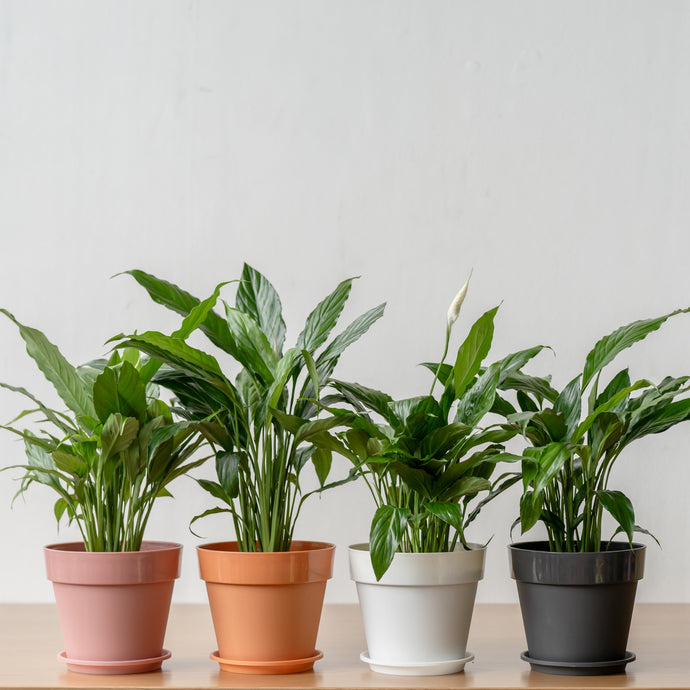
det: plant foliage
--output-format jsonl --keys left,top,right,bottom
{"left": 508, "top": 309, "right": 690, "bottom": 552}
{"left": 0, "top": 310, "right": 205, "bottom": 551}
{"left": 302, "top": 285, "right": 545, "bottom": 579}
{"left": 117, "top": 264, "right": 385, "bottom": 552}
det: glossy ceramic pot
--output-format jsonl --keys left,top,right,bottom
{"left": 349, "top": 543, "right": 485, "bottom": 676}
{"left": 509, "top": 541, "right": 646, "bottom": 675}
{"left": 44, "top": 541, "right": 182, "bottom": 674}
{"left": 197, "top": 540, "right": 334, "bottom": 674}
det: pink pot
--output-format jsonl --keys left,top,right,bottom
{"left": 44, "top": 541, "right": 182, "bottom": 674}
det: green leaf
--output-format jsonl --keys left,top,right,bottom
{"left": 236, "top": 264, "right": 286, "bottom": 357}
{"left": 52, "top": 451, "right": 89, "bottom": 477}
{"left": 595, "top": 368, "right": 631, "bottom": 410}
{"left": 329, "top": 381, "right": 392, "bottom": 419}
{"left": 312, "top": 448, "right": 332, "bottom": 487}
{"left": 216, "top": 451, "right": 242, "bottom": 499}
{"left": 119, "top": 270, "right": 236, "bottom": 355}
{"left": 424, "top": 422, "right": 473, "bottom": 457}
{"left": 173, "top": 281, "right": 232, "bottom": 340}
{"left": 93, "top": 361, "right": 147, "bottom": 425}
{"left": 117, "top": 331, "right": 225, "bottom": 383}
{"left": 573, "top": 380, "right": 649, "bottom": 443}
{"left": 262, "top": 348, "right": 300, "bottom": 425}
{"left": 582, "top": 309, "right": 690, "bottom": 390}
{"left": 453, "top": 306, "right": 499, "bottom": 399}
{"left": 497, "top": 346, "right": 550, "bottom": 383}
{"left": 224, "top": 306, "right": 276, "bottom": 384}
{"left": 100, "top": 414, "right": 139, "bottom": 460}
{"left": 302, "top": 350, "right": 320, "bottom": 400}
{"left": 297, "top": 278, "right": 354, "bottom": 352}
{"left": 500, "top": 372, "right": 559, "bottom": 403}
{"left": 625, "top": 397, "right": 690, "bottom": 441}
{"left": 388, "top": 396, "right": 435, "bottom": 429}
{"left": 426, "top": 501, "right": 464, "bottom": 533}
{"left": 532, "top": 442, "right": 570, "bottom": 497}
{"left": 318, "top": 303, "right": 386, "bottom": 364}
{"left": 370, "top": 505, "right": 410, "bottom": 580}
{"left": 1, "top": 310, "right": 96, "bottom": 420}
{"left": 53, "top": 497, "right": 70, "bottom": 524}
{"left": 420, "top": 362, "right": 454, "bottom": 388}
{"left": 519, "top": 490, "right": 542, "bottom": 534}
{"left": 455, "top": 363, "right": 500, "bottom": 427}
{"left": 596, "top": 489, "right": 635, "bottom": 545}
{"left": 553, "top": 376, "right": 581, "bottom": 437}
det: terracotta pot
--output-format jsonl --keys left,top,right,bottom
{"left": 197, "top": 540, "right": 335, "bottom": 674}
{"left": 44, "top": 541, "right": 182, "bottom": 675}
{"left": 349, "top": 543, "right": 485, "bottom": 676}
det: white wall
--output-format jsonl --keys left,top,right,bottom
{"left": 1, "top": 0, "right": 689, "bottom": 604}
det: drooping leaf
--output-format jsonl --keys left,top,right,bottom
{"left": 120, "top": 270, "right": 236, "bottom": 355}
{"left": 330, "top": 379, "right": 393, "bottom": 419}
{"left": 216, "top": 451, "right": 242, "bottom": 499}
{"left": 596, "top": 489, "right": 635, "bottom": 545}
{"left": 500, "top": 372, "right": 559, "bottom": 403}
{"left": 1, "top": 310, "right": 96, "bottom": 420}
{"left": 312, "top": 447, "right": 332, "bottom": 487}
{"left": 497, "top": 346, "right": 550, "bottom": 383}
{"left": 369, "top": 505, "right": 410, "bottom": 581}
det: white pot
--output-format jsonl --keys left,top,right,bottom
{"left": 348, "top": 543, "right": 485, "bottom": 676}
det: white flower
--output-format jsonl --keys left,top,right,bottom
{"left": 446, "top": 271, "right": 472, "bottom": 328}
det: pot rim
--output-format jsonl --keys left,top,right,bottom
{"left": 197, "top": 540, "right": 335, "bottom": 585}
{"left": 44, "top": 541, "right": 183, "bottom": 585}
{"left": 349, "top": 542, "right": 486, "bottom": 586}
{"left": 508, "top": 540, "right": 646, "bottom": 585}
{"left": 197, "top": 540, "right": 334, "bottom": 556}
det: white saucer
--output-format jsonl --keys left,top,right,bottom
{"left": 360, "top": 650, "right": 474, "bottom": 676}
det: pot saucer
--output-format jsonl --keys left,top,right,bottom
{"left": 360, "top": 650, "right": 474, "bottom": 676}
{"left": 57, "top": 649, "right": 171, "bottom": 675}
{"left": 210, "top": 650, "right": 323, "bottom": 674}
{"left": 520, "top": 650, "right": 636, "bottom": 676}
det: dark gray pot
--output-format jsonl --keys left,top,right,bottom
{"left": 509, "top": 541, "right": 646, "bottom": 676}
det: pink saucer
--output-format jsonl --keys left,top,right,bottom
{"left": 210, "top": 649, "right": 323, "bottom": 674}
{"left": 58, "top": 649, "right": 171, "bottom": 675}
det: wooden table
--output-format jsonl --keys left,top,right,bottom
{"left": 0, "top": 604, "right": 688, "bottom": 689}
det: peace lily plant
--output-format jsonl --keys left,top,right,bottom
{"left": 0, "top": 310, "right": 205, "bottom": 551}
{"left": 312, "top": 276, "right": 546, "bottom": 579}
{"left": 509, "top": 308, "right": 690, "bottom": 551}
{"left": 116, "top": 263, "right": 385, "bottom": 552}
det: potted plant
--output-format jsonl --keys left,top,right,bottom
{"left": 305, "top": 277, "right": 545, "bottom": 676}
{"left": 116, "top": 263, "right": 384, "bottom": 674}
{"left": 0, "top": 310, "right": 206, "bottom": 674}
{"left": 506, "top": 308, "right": 690, "bottom": 675}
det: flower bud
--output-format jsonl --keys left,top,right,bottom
{"left": 446, "top": 272, "right": 472, "bottom": 328}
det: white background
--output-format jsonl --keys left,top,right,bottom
{"left": 1, "top": 1, "right": 689, "bottom": 605}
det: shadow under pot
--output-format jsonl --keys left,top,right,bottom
{"left": 44, "top": 541, "right": 182, "bottom": 675}
{"left": 508, "top": 541, "right": 646, "bottom": 676}
{"left": 197, "top": 541, "right": 335, "bottom": 675}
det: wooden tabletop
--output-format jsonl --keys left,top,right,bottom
{"left": 0, "top": 603, "right": 688, "bottom": 689}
